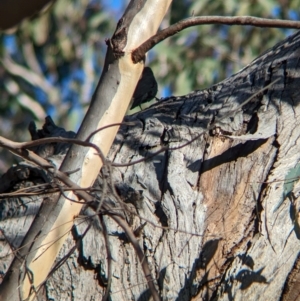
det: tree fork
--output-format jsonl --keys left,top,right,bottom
{"left": 0, "top": 1, "right": 172, "bottom": 300}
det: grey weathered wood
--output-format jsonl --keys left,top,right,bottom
{"left": 2, "top": 30, "right": 300, "bottom": 300}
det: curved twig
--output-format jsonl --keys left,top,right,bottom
{"left": 132, "top": 16, "right": 300, "bottom": 63}
{"left": 0, "top": 142, "right": 161, "bottom": 300}
{"left": 109, "top": 214, "right": 160, "bottom": 301}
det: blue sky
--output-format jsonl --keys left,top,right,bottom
{"left": 102, "top": 0, "right": 124, "bottom": 18}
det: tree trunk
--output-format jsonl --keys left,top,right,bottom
{"left": 1, "top": 30, "right": 300, "bottom": 301}
{"left": 0, "top": 1, "right": 172, "bottom": 300}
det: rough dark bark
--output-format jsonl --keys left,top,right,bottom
{"left": 1, "top": 30, "right": 300, "bottom": 301}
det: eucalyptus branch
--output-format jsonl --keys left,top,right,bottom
{"left": 0, "top": 135, "right": 160, "bottom": 300}
{"left": 132, "top": 15, "right": 300, "bottom": 63}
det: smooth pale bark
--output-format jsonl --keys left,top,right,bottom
{"left": 0, "top": 1, "right": 172, "bottom": 300}
{"left": 1, "top": 28, "right": 300, "bottom": 301}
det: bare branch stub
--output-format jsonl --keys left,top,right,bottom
{"left": 132, "top": 16, "right": 300, "bottom": 63}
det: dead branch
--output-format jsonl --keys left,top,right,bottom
{"left": 0, "top": 134, "right": 161, "bottom": 300}
{"left": 132, "top": 16, "right": 300, "bottom": 63}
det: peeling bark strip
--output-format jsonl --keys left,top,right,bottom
{"left": 0, "top": 1, "right": 172, "bottom": 300}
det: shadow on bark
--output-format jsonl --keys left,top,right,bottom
{"left": 175, "top": 239, "right": 220, "bottom": 301}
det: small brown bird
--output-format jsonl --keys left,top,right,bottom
{"left": 130, "top": 67, "right": 158, "bottom": 109}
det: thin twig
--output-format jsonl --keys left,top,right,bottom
{"left": 85, "top": 121, "right": 136, "bottom": 142}
{"left": 132, "top": 16, "right": 300, "bottom": 63}
{"left": 109, "top": 214, "right": 160, "bottom": 301}
{"left": 0, "top": 185, "right": 103, "bottom": 199}
{"left": 0, "top": 141, "right": 160, "bottom": 300}
{"left": 0, "top": 120, "right": 134, "bottom": 168}
{"left": 101, "top": 207, "right": 224, "bottom": 238}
